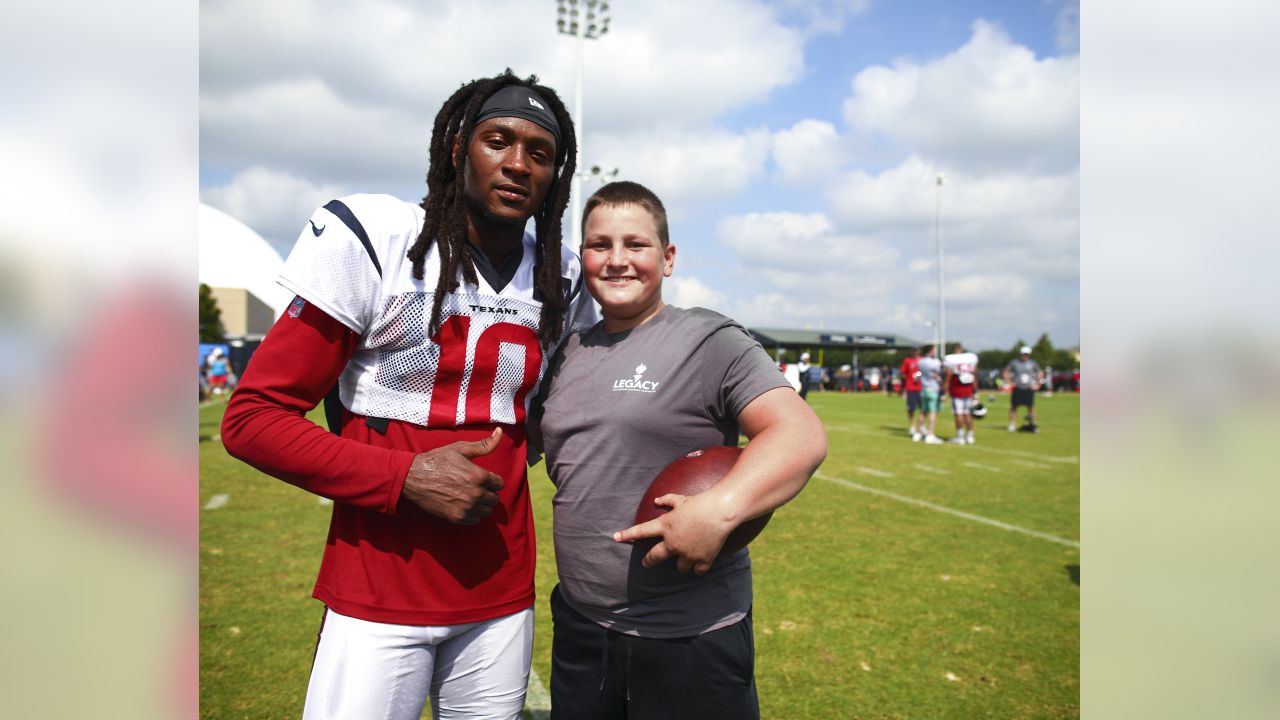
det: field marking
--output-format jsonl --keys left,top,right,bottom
{"left": 204, "top": 494, "right": 230, "bottom": 510}
{"left": 822, "top": 422, "right": 1078, "bottom": 464}
{"left": 1010, "top": 459, "right": 1052, "bottom": 470}
{"left": 318, "top": 497, "right": 334, "bottom": 506}
{"left": 963, "top": 461, "right": 1002, "bottom": 473}
{"left": 913, "top": 464, "right": 950, "bottom": 475}
{"left": 526, "top": 667, "right": 551, "bottom": 718}
{"left": 855, "top": 466, "right": 893, "bottom": 478}
{"left": 964, "top": 444, "right": 1077, "bottom": 464}
{"left": 814, "top": 471, "right": 1079, "bottom": 548}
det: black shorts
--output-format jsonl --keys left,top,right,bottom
{"left": 1012, "top": 387, "right": 1036, "bottom": 408}
{"left": 905, "top": 390, "right": 921, "bottom": 412}
{"left": 549, "top": 585, "right": 758, "bottom": 720}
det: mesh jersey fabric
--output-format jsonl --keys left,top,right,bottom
{"left": 944, "top": 352, "right": 979, "bottom": 398}
{"left": 280, "top": 193, "right": 596, "bottom": 429}
{"left": 224, "top": 193, "right": 596, "bottom": 625}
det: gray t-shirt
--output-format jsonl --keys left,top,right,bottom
{"left": 917, "top": 356, "right": 943, "bottom": 391}
{"left": 538, "top": 305, "right": 790, "bottom": 638}
{"left": 1005, "top": 358, "right": 1043, "bottom": 389}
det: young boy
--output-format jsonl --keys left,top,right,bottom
{"left": 534, "top": 181, "right": 827, "bottom": 719}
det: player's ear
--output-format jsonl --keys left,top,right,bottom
{"left": 662, "top": 242, "right": 676, "bottom": 277}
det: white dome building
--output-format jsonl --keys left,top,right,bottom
{"left": 199, "top": 204, "right": 294, "bottom": 337}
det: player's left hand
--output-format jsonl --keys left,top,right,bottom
{"left": 612, "top": 493, "right": 734, "bottom": 575}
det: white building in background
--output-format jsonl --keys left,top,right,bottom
{"left": 198, "top": 203, "right": 292, "bottom": 339}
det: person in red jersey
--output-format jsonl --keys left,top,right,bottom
{"left": 221, "top": 70, "right": 596, "bottom": 720}
{"left": 899, "top": 346, "right": 924, "bottom": 441}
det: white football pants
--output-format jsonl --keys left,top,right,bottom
{"left": 301, "top": 606, "right": 533, "bottom": 720}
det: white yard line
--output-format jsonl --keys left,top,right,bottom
{"left": 963, "top": 461, "right": 1002, "bottom": 473}
{"left": 855, "top": 466, "right": 894, "bottom": 478}
{"left": 964, "top": 444, "right": 1078, "bottom": 464}
{"left": 1010, "top": 459, "right": 1052, "bottom": 470}
{"left": 814, "top": 471, "right": 1078, "bottom": 548}
{"left": 913, "top": 464, "right": 950, "bottom": 475}
{"left": 203, "top": 494, "right": 229, "bottom": 510}
{"left": 318, "top": 497, "right": 334, "bottom": 506}
{"left": 822, "top": 423, "right": 1078, "bottom": 464}
{"left": 526, "top": 667, "right": 551, "bottom": 717}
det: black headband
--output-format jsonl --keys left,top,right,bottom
{"left": 473, "top": 85, "right": 562, "bottom": 150}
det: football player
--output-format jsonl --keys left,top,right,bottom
{"left": 222, "top": 70, "right": 596, "bottom": 720}
{"left": 943, "top": 341, "right": 980, "bottom": 444}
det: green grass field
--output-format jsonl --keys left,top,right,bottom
{"left": 200, "top": 391, "right": 1079, "bottom": 719}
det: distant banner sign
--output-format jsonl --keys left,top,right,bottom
{"left": 820, "top": 334, "right": 895, "bottom": 346}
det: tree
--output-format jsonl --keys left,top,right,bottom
{"left": 200, "top": 283, "right": 226, "bottom": 343}
{"left": 1031, "top": 333, "right": 1055, "bottom": 367}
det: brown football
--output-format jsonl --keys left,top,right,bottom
{"left": 633, "top": 445, "right": 773, "bottom": 556}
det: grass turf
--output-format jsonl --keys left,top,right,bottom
{"left": 200, "top": 391, "right": 1078, "bottom": 718}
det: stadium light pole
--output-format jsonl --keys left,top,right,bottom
{"left": 556, "top": 0, "right": 611, "bottom": 246}
{"left": 934, "top": 173, "right": 946, "bottom": 354}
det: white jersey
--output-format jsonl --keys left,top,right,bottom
{"left": 278, "top": 193, "right": 597, "bottom": 428}
{"left": 943, "top": 352, "right": 979, "bottom": 385}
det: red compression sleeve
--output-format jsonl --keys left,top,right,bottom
{"left": 220, "top": 298, "right": 413, "bottom": 513}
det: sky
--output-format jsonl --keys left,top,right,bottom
{"left": 200, "top": 0, "right": 1079, "bottom": 351}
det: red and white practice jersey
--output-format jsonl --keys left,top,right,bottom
{"left": 944, "top": 351, "right": 979, "bottom": 398}
{"left": 279, "top": 193, "right": 596, "bottom": 428}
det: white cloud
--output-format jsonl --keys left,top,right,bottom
{"left": 592, "top": 127, "right": 773, "bottom": 216}
{"left": 765, "top": 0, "right": 872, "bottom": 36}
{"left": 946, "top": 273, "right": 1031, "bottom": 303}
{"left": 827, "top": 156, "right": 1078, "bottom": 252}
{"left": 716, "top": 212, "right": 898, "bottom": 272}
{"left": 772, "top": 119, "right": 844, "bottom": 186}
{"left": 667, "top": 276, "right": 728, "bottom": 312}
{"left": 200, "top": 167, "right": 346, "bottom": 256}
{"left": 201, "top": 0, "right": 807, "bottom": 173}
{"left": 842, "top": 20, "right": 1078, "bottom": 173}
{"left": 200, "top": 78, "right": 430, "bottom": 189}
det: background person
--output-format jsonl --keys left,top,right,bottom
{"left": 797, "top": 351, "right": 812, "bottom": 400}
{"left": 900, "top": 346, "right": 924, "bottom": 440}
{"left": 535, "top": 181, "right": 826, "bottom": 720}
{"left": 1004, "top": 345, "right": 1045, "bottom": 432}
{"left": 221, "top": 71, "right": 596, "bottom": 720}
{"left": 917, "top": 344, "right": 944, "bottom": 444}
{"left": 943, "top": 341, "right": 980, "bottom": 445}
{"left": 207, "top": 349, "right": 230, "bottom": 395}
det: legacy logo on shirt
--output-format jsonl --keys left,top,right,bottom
{"left": 613, "top": 363, "right": 661, "bottom": 393}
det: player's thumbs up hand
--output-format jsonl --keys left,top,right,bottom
{"left": 402, "top": 428, "right": 505, "bottom": 525}
{"left": 456, "top": 427, "right": 502, "bottom": 459}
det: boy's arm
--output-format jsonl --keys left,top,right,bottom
{"left": 613, "top": 386, "right": 827, "bottom": 575}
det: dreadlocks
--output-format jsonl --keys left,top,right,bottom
{"left": 407, "top": 69, "right": 577, "bottom": 346}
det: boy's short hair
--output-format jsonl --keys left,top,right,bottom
{"left": 922, "top": 344, "right": 934, "bottom": 354}
{"left": 581, "top": 180, "right": 670, "bottom": 246}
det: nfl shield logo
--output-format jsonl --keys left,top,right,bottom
{"left": 288, "top": 296, "right": 306, "bottom": 318}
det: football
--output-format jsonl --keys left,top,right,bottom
{"left": 633, "top": 445, "right": 773, "bottom": 556}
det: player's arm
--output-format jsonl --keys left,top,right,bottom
{"left": 221, "top": 299, "right": 415, "bottom": 513}
{"left": 221, "top": 300, "right": 503, "bottom": 523}
{"left": 613, "top": 386, "right": 827, "bottom": 575}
